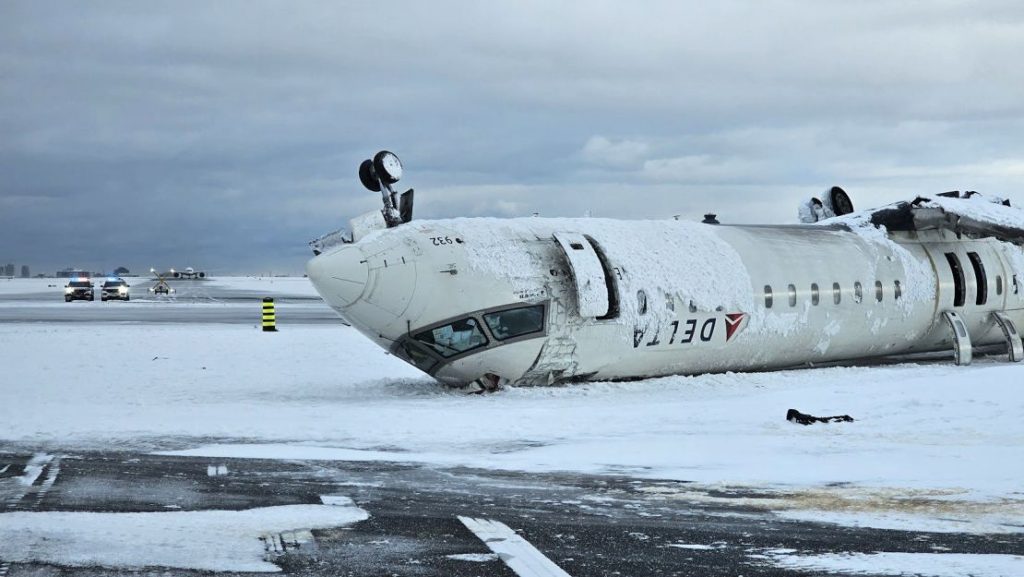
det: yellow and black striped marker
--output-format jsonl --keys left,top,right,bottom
{"left": 262, "top": 297, "right": 277, "bottom": 332}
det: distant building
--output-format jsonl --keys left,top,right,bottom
{"left": 3, "top": 263, "right": 13, "bottom": 277}
{"left": 56, "top": 267, "right": 89, "bottom": 278}
{"left": 20, "top": 265, "right": 29, "bottom": 278}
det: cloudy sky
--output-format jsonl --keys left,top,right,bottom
{"left": 3, "top": 1, "right": 1024, "bottom": 274}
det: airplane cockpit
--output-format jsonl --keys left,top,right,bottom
{"left": 393, "top": 304, "right": 549, "bottom": 376}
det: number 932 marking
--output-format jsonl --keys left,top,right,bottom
{"left": 430, "top": 236, "right": 454, "bottom": 246}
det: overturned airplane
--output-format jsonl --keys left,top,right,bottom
{"left": 307, "top": 151, "right": 1024, "bottom": 387}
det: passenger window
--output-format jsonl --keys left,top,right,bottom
{"left": 414, "top": 317, "right": 488, "bottom": 358}
{"left": 875, "top": 280, "right": 883, "bottom": 302}
{"left": 854, "top": 281, "right": 863, "bottom": 304}
{"left": 764, "top": 285, "right": 773, "bottom": 309}
{"left": 811, "top": 283, "right": 819, "bottom": 306}
{"left": 833, "top": 282, "right": 841, "bottom": 305}
{"left": 788, "top": 284, "right": 797, "bottom": 307}
{"left": 996, "top": 275, "right": 1003, "bottom": 296}
{"left": 483, "top": 305, "right": 545, "bottom": 341}
{"left": 894, "top": 280, "right": 903, "bottom": 300}
{"left": 637, "top": 290, "right": 648, "bottom": 315}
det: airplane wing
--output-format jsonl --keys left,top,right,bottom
{"left": 834, "top": 192, "right": 1024, "bottom": 242}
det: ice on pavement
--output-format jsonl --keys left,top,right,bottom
{"left": 0, "top": 503, "right": 369, "bottom": 572}
{"left": 756, "top": 550, "right": 1023, "bottom": 577}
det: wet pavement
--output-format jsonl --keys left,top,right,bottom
{"left": 1, "top": 451, "right": 1020, "bottom": 576}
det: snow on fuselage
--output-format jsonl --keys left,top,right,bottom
{"left": 306, "top": 214, "right": 1024, "bottom": 386}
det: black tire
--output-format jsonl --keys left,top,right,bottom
{"left": 65, "top": 296, "right": 71, "bottom": 302}
{"left": 359, "top": 159, "right": 381, "bottom": 192}
{"left": 373, "top": 150, "right": 402, "bottom": 184}
{"left": 89, "top": 295, "right": 94, "bottom": 301}
{"left": 829, "top": 186, "right": 854, "bottom": 216}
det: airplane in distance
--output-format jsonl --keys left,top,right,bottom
{"left": 306, "top": 151, "right": 1024, "bottom": 389}
{"left": 151, "top": 267, "right": 208, "bottom": 280}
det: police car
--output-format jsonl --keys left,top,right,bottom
{"left": 100, "top": 278, "right": 130, "bottom": 301}
{"left": 64, "top": 278, "right": 95, "bottom": 302}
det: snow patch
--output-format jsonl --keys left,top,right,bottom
{"left": 0, "top": 504, "right": 368, "bottom": 572}
{"left": 320, "top": 495, "right": 355, "bottom": 507}
{"left": 757, "top": 550, "right": 1023, "bottom": 577}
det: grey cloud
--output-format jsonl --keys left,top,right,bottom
{"left": 2, "top": 1, "right": 1024, "bottom": 273}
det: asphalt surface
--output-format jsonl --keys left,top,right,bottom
{"left": 2, "top": 451, "right": 1020, "bottom": 577}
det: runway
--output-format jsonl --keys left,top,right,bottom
{"left": 0, "top": 277, "right": 338, "bottom": 324}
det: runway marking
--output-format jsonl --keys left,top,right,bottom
{"left": 17, "top": 453, "right": 51, "bottom": 487}
{"left": 458, "top": 516, "right": 572, "bottom": 577}
{"left": 5, "top": 454, "right": 52, "bottom": 510}
{"left": 33, "top": 457, "right": 60, "bottom": 508}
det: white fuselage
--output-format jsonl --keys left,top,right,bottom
{"left": 306, "top": 215, "right": 1024, "bottom": 386}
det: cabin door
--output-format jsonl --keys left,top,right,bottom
{"left": 552, "top": 232, "right": 610, "bottom": 318}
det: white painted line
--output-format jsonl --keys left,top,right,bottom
{"left": 458, "top": 516, "right": 572, "bottom": 577}
{"left": 17, "top": 453, "right": 52, "bottom": 486}
{"left": 0, "top": 464, "right": 10, "bottom": 475}
{"left": 34, "top": 458, "right": 60, "bottom": 507}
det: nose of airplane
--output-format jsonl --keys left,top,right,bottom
{"left": 306, "top": 246, "right": 369, "bottom": 308}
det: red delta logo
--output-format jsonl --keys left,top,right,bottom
{"left": 725, "top": 313, "right": 747, "bottom": 342}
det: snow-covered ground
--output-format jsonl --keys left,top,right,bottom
{"left": 205, "top": 275, "right": 320, "bottom": 297}
{"left": 2, "top": 299, "right": 1023, "bottom": 537}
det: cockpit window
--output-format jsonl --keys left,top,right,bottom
{"left": 414, "top": 317, "right": 488, "bottom": 358}
{"left": 398, "top": 340, "right": 439, "bottom": 372}
{"left": 483, "top": 305, "right": 545, "bottom": 341}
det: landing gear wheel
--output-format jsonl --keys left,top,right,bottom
{"left": 373, "top": 150, "right": 402, "bottom": 184}
{"left": 65, "top": 296, "right": 71, "bottom": 302}
{"left": 358, "top": 159, "right": 381, "bottom": 192}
